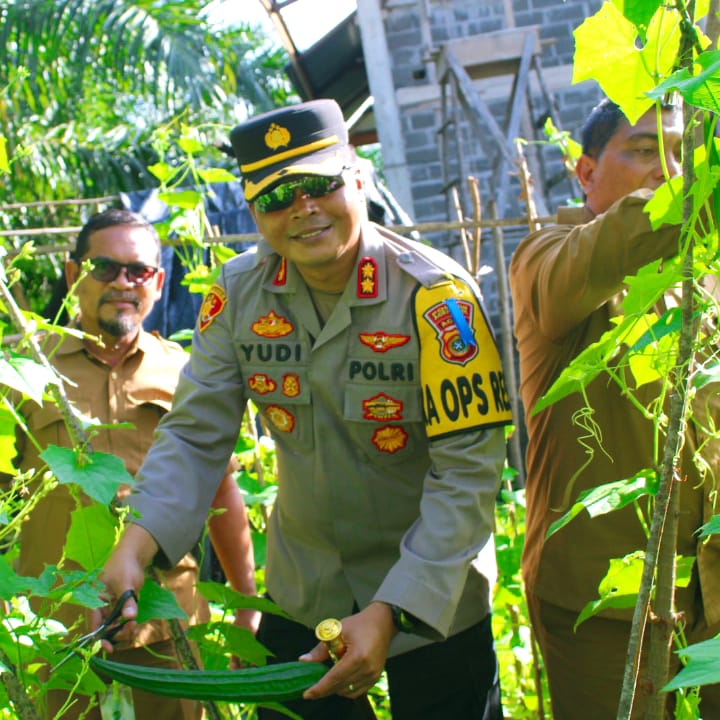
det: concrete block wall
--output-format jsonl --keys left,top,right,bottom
{"left": 381, "top": 0, "right": 606, "bottom": 330}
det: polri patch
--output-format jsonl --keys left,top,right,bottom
{"left": 198, "top": 284, "right": 227, "bottom": 333}
{"left": 415, "top": 280, "right": 512, "bottom": 439}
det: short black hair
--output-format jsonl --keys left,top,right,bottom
{"left": 580, "top": 99, "right": 627, "bottom": 158}
{"left": 71, "top": 208, "right": 160, "bottom": 261}
{"left": 580, "top": 97, "right": 682, "bottom": 158}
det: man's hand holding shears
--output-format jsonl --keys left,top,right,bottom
{"left": 90, "top": 523, "right": 160, "bottom": 651}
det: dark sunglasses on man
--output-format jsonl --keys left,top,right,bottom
{"left": 85, "top": 256, "right": 159, "bottom": 286}
{"left": 253, "top": 174, "right": 346, "bottom": 214}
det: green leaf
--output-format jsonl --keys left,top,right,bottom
{"left": 676, "top": 555, "right": 695, "bottom": 588}
{"left": 136, "top": 578, "right": 188, "bottom": 623}
{"left": 645, "top": 176, "right": 684, "bottom": 228}
{"left": 532, "top": 335, "right": 611, "bottom": 413}
{"left": 196, "top": 582, "right": 290, "bottom": 617}
{"left": 157, "top": 190, "right": 202, "bottom": 210}
{"left": 186, "top": 621, "right": 272, "bottom": 667}
{"left": 575, "top": 552, "right": 645, "bottom": 628}
{"left": 0, "top": 135, "right": 9, "bottom": 174}
{"left": 199, "top": 168, "right": 237, "bottom": 183}
{"left": 622, "top": 256, "right": 682, "bottom": 315}
{"left": 611, "top": 0, "right": 663, "bottom": 36}
{"left": 573, "top": 3, "right": 681, "bottom": 123}
{"left": 648, "top": 51, "right": 720, "bottom": 114}
{"left": 0, "top": 352, "right": 59, "bottom": 405}
{"left": 178, "top": 136, "right": 204, "bottom": 155}
{"left": 211, "top": 244, "right": 238, "bottom": 264}
{"left": 147, "top": 161, "right": 175, "bottom": 183}
{"left": 625, "top": 310, "right": 681, "bottom": 387}
{"left": 41, "top": 446, "right": 133, "bottom": 506}
{"left": 665, "top": 636, "right": 720, "bottom": 690}
{"left": 546, "top": 471, "right": 656, "bottom": 539}
{"left": 64, "top": 504, "right": 119, "bottom": 570}
{"left": 0, "top": 555, "right": 34, "bottom": 597}
{"left": 697, "top": 514, "right": 720, "bottom": 538}
{"left": 0, "top": 404, "right": 18, "bottom": 474}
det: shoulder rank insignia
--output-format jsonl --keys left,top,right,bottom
{"left": 357, "top": 257, "right": 378, "bottom": 298}
{"left": 273, "top": 257, "right": 287, "bottom": 286}
{"left": 199, "top": 284, "right": 227, "bottom": 333}
{"left": 252, "top": 310, "right": 294, "bottom": 338}
{"left": 358, "top": 331, "right": 410, "bottom": 353}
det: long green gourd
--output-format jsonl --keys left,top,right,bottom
{"left": 89, "top": 656, "right": 328, "bottom": 703}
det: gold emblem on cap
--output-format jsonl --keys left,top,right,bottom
{"left": 265, "top": 123, "right": 291, "bottom": 150}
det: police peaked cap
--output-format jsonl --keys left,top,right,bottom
{"left": 230, "top": 99, "right": 350, "bottom": 202}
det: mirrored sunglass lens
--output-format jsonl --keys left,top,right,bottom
{"left": 255, "top": 183, "right": 297, "bottom": 212}
{"left": 127, "top": 264, "right": 156, "bottom": 284}
{"left": 254, "top": 175, "right": 345, "bottom": 213}
{"left": 302, "top": 176, "right": 343, "bottom": 197}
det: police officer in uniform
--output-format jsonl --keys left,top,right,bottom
{"left": 98, "top": 99, "right": 512, "bottom": 719}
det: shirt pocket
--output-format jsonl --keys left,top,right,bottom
{"left": 244, "top": 365, "right": 314, "bottom": 450}
{"left": 343, "top": 382, "right": 425, "bottom": 465}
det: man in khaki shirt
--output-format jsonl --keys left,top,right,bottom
{"left": 11, "top": 209, "right": 257, "bottom": 719}
{"left": 510, "top": 99, "right": 720, "bottom": 718}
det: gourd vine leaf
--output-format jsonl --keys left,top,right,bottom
{"left": 664, "top": 636, "right": 720, "bottom": 690}
{"left": 611, "top": 0, "right": 663, "bottom": 38}
{"left": 575, "top": 552, "right": 646, "bottom": 629}
{"left": 186, "top": 622, "right": 272, "bottom": 668}
{"left": 197, "top": 581, "right": 292, "bottom": 617}
{"left": 197, "top": 167, "right": 236, "bottom": 184}
{"left": 64, "top": 504, "right": 119, "bottom": 570}
{"left": 0, "top": 136, "right": 8, "bottom": 175}
{"left": 573, "top": 2, "right": 682, "bottom": 123}
{"left": 0, "top": 405, "right": 17, "bottom": 474}
{"left": 648, "top": 50, "right": 720, "bottom": 114}
{"left": 546, "top": 471, "right": 657, "bottom": 540}
{"left": 40, "top": 445, "right": 133, "bottom": 506}
{"left": 574, "top": 552, "right": 694, "bottom": 630}
{"left": 533, "top": 255, "right": 683, "bottom": 412}
{"left": 136, "top": 578, "right": 188, "bottom": 623}
{"left": 696, "top": 513, "right": 720, "bottom": 538}
{"left": 158, "top": 189, "right": 203, "bottom": 210}
{"left": 0, "top": 351, "right": 59, "bottom": 405}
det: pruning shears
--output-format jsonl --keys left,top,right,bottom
{"left": 50, "top": 589, "right": 138, "bottom": 673}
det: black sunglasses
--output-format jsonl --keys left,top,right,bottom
{"left": 253, "top": 174, "right": 346, "bottom": 214}
{"left": 86, "top": 256, "right": 159, "bottom": 286}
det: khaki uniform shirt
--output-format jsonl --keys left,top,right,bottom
{"left": 13, "top": 329, "right": 209, "bottom": 645}
{"left": 130, "top": 222, "right": 512, "bottom": 657}
{"left": 510, "top": 191, "right": 720, "bottom": 625}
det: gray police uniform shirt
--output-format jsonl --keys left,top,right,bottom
{"left": 130, "top": 222, "right": 511, "bottom": 656}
